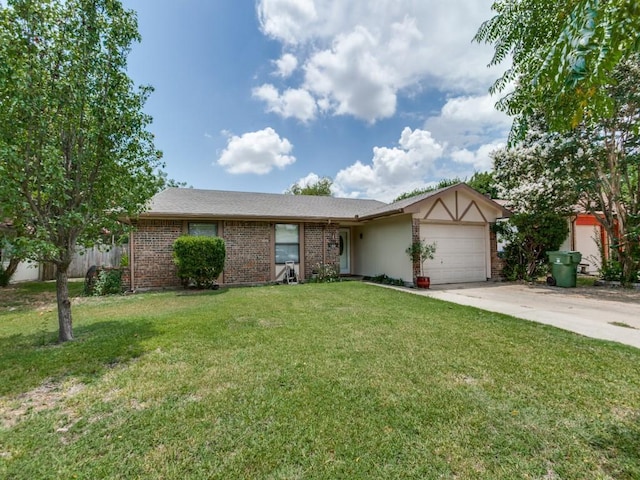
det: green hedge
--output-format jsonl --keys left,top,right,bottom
{"left": 173, "top": 236, "right": 226, "bottom": 288}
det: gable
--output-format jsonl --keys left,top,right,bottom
{"left": 414, "top": 188, "right": 501, "bottom": 223}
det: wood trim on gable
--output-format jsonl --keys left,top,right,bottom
{"left": 423, "top": 198, "right": 455, "bottom": 221}
{"left": 459, "top": 200, "right": 488, "bottom": 223}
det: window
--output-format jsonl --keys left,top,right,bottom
{"left": 275, "top": 224, "right": 299, "bottom": 263}
{"left": 188, "top": 222, "right": 218, "bottom": 237}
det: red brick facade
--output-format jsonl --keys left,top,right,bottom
{"left": 129, "top": 219, "right": 183, "bottom": 290}
{"left": 128, "top": 219, "right": 342, "bottom": 290}
{"left": 223, "top": 221, "right": 272, "bottom": 285}
{"left": 127, "top": 217, "right": 502, "bottom": 290}
{"left": 490, "top": 227, "right": 504, "bottom": 279}
{"left": 303, "top": 223, "right": 340, "bottom": 276}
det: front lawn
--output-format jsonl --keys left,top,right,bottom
{"left": 1, "top": 282, "right": 639, "bottom": 479}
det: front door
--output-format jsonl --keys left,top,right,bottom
{"left": 339, "top": 229, "right": 350, "bottom": 274}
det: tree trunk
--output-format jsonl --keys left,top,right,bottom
{"left": 0, "top": 256, "right": 21, "bottom": 287}
{"left": 55, "top": 264, "right": 74, "bottom": 342}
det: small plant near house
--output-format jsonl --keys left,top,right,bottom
{"left": 173, "top": 236, "right": 226, "bottom": 288}
{"left": 309, "top": 262, "right": 340, "bottom": 283}
{"left": 406, "top": 239, "right": 437, "bottom": 287}
{"left": 84, "top": 267, "right": 123, "bottom": 296}
{"left": 367, "top": 273, "right": 405, "bottom": 286}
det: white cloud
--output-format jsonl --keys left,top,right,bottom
{"left": 333, "top": 127, "right": 445, "bottom": 201}
{"left": 257, "top": 0, "right": 318, "bottom": 45}
{"left": 273, "top": 53, "right": 298, "bottom": 78}
{"left": 450, "top": 140, "right": 505, "bottom": 172}
{"left": 217, "top": 128, "right": 295, "bottom": 175}
{"left": 424, "top": 93, "right": 512, "bottom": 148}
{"left": 252, "top": 84, "right": 317, "bottom": 122}
{"left": 256, "top": 0, "right": 499, "bottom": 122}
{"left": 304, "top": 26, "right": 397, "bottom": 122}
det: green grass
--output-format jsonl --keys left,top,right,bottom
{"left": 1, "top": 282, "right": 640, "bottom": 479}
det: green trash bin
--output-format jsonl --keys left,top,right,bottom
{"left": 547, "top": 251, "right": 582, "bottom": 287}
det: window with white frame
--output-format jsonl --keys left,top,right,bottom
{"left": 275, "top": 224, "right": 299, "bottom": 263}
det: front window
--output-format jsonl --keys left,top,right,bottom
{"left": 188, "top": 222, "right": 218, "bottom": 237}
{"left": 275, "top": 224, "right": 299, "bottom": 263}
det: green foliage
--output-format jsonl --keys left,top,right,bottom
{"left": 492, "top": 58, "right": 640, "bottom": 284}
{"left": 393, "top": 174, "right": 498, "bottom": 203}
{"left": 0, "top": 0, "right": 163, "bottom": 340}
{"left": 309, "top": 262, "right": 340, "bottom": 283}
{"left": 466, "top": 171, "right": 498, "bottom": 198}
{"left": 475, "top": 0, "right": 640, "bottom": 135}
{"left": 286, "top": 177, "right": 333, "bottom": 196}
{"left": 173, "top": 236, "right": 226, "bottom": 289}
{"left": 367, "top": 273, "right": 405, "bottom": 286}
{"left": 497, "top": 212, "right": 569, "bottom": 281}
{"left": 406, "top": 240, "right": 437, "bottom": 277}
{"left": 393, "top": 178, "right": 463, "bottom": 202}
{"left": 93, "top": 268, "right": 123, "bottom": 296}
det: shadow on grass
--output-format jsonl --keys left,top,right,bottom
{"left": 0, "top": 319, "right": 156, "bottom": 397}
{"left": 590, "top": 417, "right": 640, "bottom": 479}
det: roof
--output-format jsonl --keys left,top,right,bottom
{"left": 142, "top": 188, "right": 386, "bottom": 221}
{"left": 357, "top": 183, "right": 511, "bottom": 220}
{"left": 140, "top": 184, "right": 511, "bottom": 222}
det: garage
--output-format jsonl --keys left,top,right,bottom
{"left": 420, "top": 223, "right": 488, "bottom": 284}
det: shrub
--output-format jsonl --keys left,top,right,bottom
{"left": 84, "top": 267, "right": 123, "bottom": 296}
{"left": 309, "top": 263, "right": 340, "bottom": 283}
{"left": 366, "top": 274, "right": 405, "bottom": 286}
{"left": 496, "top": 212, "right": 568, "bottom": 281}
{"left": 173, "top": 236, "right": 226, "bottom": 288}
{"left": 94, "top": 268, "right": 123, "bottom": 295}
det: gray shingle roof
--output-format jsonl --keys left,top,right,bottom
{"left": 140, "top": 184, "right": 510, "bottom": 222}
{"left": 142, "top": 188, "right": 386, "bottom": 220}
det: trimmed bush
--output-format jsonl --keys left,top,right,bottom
{"left": 173, "top": 236, "right": 226, "bottom": 288}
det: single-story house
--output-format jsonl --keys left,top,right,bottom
{"left": 125, "top": 183, "right": 510, "bottom": 290}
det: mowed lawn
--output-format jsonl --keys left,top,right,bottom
{"left": 1, "top": 282, "right": 639, "bottom": 479}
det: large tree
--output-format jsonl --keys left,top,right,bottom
{"left": 0, "top": 0, "right": 162, "bottom": 341}
{"left": 475, "top": 0, "right": 640, "bottom": 134}
{"left": 492, "top": 57, "right": 640, "bottom": 283}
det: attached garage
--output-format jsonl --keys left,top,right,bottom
{"left": 420, "top": 223, "right": 488, "bottom": 284}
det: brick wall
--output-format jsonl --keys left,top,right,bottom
{"left": 490, "top": 226, "right": 504, "bottom": 279}
{"left": 131, "top": 219, "right": 346, "bottom": 289}
{"left": 303, "top": 223, "right": 340, "bottom": 279}
{"left": 223, "top": 221, "right": 272, "bottom": 285}
{"left": 131, "top": 219, "right": 183, "bottom": 290}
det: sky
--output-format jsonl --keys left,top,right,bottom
{"left": 121, "top": 0, "right": 512, "bottom": 202}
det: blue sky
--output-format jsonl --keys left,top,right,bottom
{"left": 122, "top": 0, "right": 511, "bottom": 202}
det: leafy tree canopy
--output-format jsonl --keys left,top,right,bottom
{"left": 286, "top": 177, "right": 333, "bottom": 196}
{"left": 393, "top": 173, "right": 497, "bottom": 203}
{"left": 475, "top": 0, "right": 640, "bottom": 136}
{"left": 0, "top": 0, "right": 162, "bottom": 340}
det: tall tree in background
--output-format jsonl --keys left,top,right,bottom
{"left": 286, "top": 177, "right": 333, "bottom": 196}
{"left": 0, "top": 0, "right": 163, "bottom": 341}
{"left": 475, "top": 0, "right": 640, "bottom": 135}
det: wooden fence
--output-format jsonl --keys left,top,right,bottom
{"left": 38, "top": 244, "right": 128, "bottom": 280}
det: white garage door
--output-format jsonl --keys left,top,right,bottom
{"left": 420, "top": 224, "right": 487, "bottom": 284}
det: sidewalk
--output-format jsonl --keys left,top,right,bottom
{"left": 376, "top": 282, "right": 640, "bottom": 349}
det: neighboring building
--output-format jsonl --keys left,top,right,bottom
{"left": 560, "top": 212, "right": 608, "bottom": 274}
{"left": 125, "top": 183, "right": 510, "bottom": 291}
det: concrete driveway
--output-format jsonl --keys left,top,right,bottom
{"left": 381, "top": 282, "right": 640, "bottom": 349}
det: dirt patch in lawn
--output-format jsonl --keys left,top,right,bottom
{"left": 0, "top": 378, "right": 85, "bottom": 429}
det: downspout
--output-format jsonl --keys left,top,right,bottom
{"left": 129, "top": 230, "right": 135, "bottom": 292}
